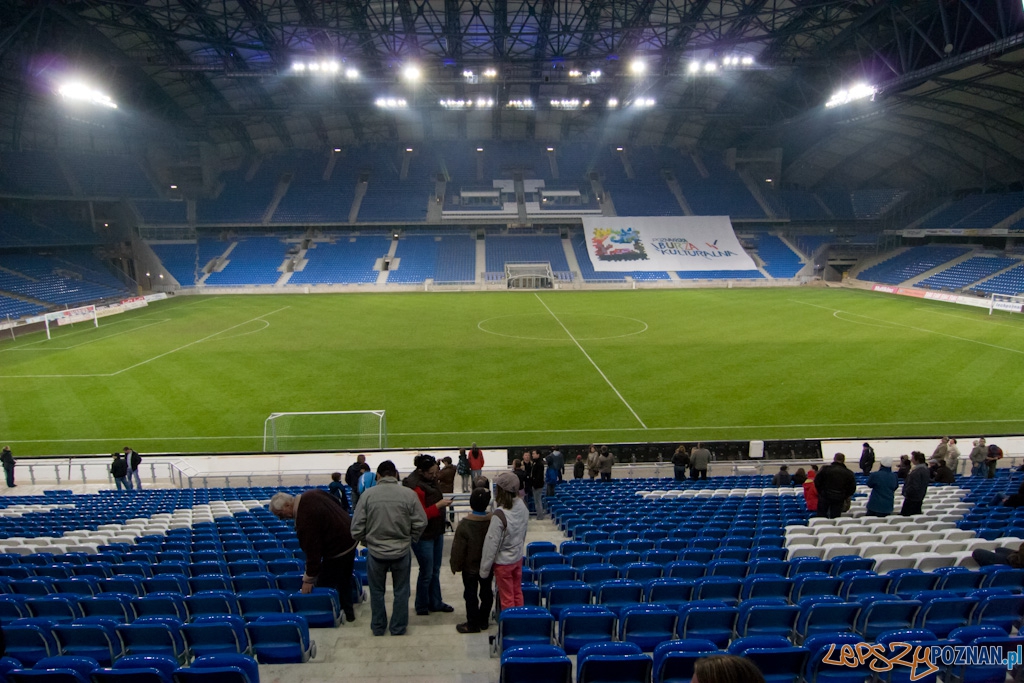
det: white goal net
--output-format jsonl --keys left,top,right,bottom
{"left": 263, "top": 410, "right": 387, "bottom": 452}
{"left": 989, "top": 294, "right": 1024, "bottom": 315}
{"left": 506, "top": 262, "right": 554, "bottom": 289}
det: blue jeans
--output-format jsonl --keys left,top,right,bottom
{"left": 411, "top": 535, "right": 445, "bottom": 613}
{"left": 114, "top": 476, "right": 130, "bottom": 491}
{"left": 367, "top": 551, "right": 412, "bottom": 635}
{"left": 129, "top": 467, "right": 142, "bottom": 489}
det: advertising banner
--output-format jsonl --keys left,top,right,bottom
{"left": 581, "top": 216, "right": 758, "bottom": 272}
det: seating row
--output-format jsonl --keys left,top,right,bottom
{"left": 0, "top": 653, "right": 259, "bottom": 683}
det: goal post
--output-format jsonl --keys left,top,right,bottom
{"left": 988, "top": 294, "right": 1024, "bottom": 315}
{"left": 43, "top": 305, "right": 99, "bottom": 340}
{"left": 506, "top": 262, "right": 554, "bottom": 289}
{"left": 263, "top": 410, "right": 387, "bottom": 452}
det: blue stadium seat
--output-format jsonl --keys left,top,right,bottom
{"left": 728, "top": 635, "right": 809, "bottom": 683}
{"left": 24, "top": 596, "right": 82, "bottom": 624}
{"left": 557, "top": 606, "right": 616, "bottom": 655}
{"left": 499, "top": 645, "right": 571, "bottom": 683}
{"left": 287, "top": 589, "right": 342, "bottom": 628}
{"left": 618, "top": 605, "right": 678, "bottom": 652}
{"left": 172, "top": 654, "right": 260, "bottom": 683}
{"left": 676, "top": 603, "right": 737, "bottom": 648}
{"left": 496, "top": 606, "right": 554, "bottom": 653}
{"left": 3, "top": 618, "right": 61, "bottom": 666}
{"left": 91, "top": 654, "right": 178, "bottom": 683}
{"left": 52, "top": 618, "right": 123, "bottom": 666}
{"left": 645, "top": 578, "right": 694, "bottom": 608}
{"left": 116, "top": 617, "right": 188, "bottom": 663}
{"left": 795, "top": 597, "right": 861, "bottom": 644}
{"left": 182, "top": 615, "right": 251, "bottom": 658}
{"left": 595, "top": 580, "right": 644, "bottom": 617}
{"left": 544, "top": 582, "right": 593, "bottom": 619}
{"left": 652, "top": 639, "right": 719, "bottom": 683}
{"left": 736, "top": 598, "right": 799, "bottom": 639}
{"left": 244, "top": 614, "right": 315, "bottom": 664}
{"left": 576, "top": 642, "right": 652, "bottom": 683}
{"left": 7, "top": 655, "right": 98, "bottom": 683}
{"left": 913, "top": 594, "right": 978, "bottom": 638}
{"left": 801, "top": 633, "right": 870, "bottom": 683}
{"left": 134, "top": 593, "right": 189, "bottom": 621}
{"left": 855, "top": 598, "right": 922, "bottom": 641}
{"left": 237, "top": 590, "right": 288, "bottom": 622}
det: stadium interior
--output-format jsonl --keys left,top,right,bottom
{"left": 3, "top": 0, "right": 1024, "bottom": 681}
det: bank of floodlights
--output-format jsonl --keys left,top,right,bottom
{"left": 687, "top": 55, "right": 756, "bottom": 75}
{"left": 506, "top": 99, "right": 534, "bottom": 109}
{"left": 631, "top": 97, "right": 656, "bottom": 108}
{"left": 375, "top": 97, "right": 408, "bottom": 109}
{"left": 825, "top": 83, "right": 878, "bottom": 108}
{"left": 57, "top": 82, "right": 117, "bottom": 109}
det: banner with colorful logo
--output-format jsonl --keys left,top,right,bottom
{"left": 581, "top": 216, "right": 758, "bottom": 272}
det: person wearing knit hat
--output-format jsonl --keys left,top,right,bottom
{"left": 866, "top": 456, "right": 898, "bottom": 517}
{"left": 480, "top": 471, "right": 530, "bottom": 611}
{"left": 449, "top": 488, "right": 493, "bottom": 633}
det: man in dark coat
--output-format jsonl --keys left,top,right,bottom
{"left": 345, "top": 454, "right": 367, "bottom": 508}
{"left": 271, "top": 488, "right": 357, "bottom": 622}
{"left": 814, "top": 453, "right": 857, "bottom": 519}
{"left": 859, "top": 443, "right": 875, "bottom": 476}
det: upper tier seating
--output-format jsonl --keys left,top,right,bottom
{"left": 289, "top": 236, "right": 389, "bottom": 285}
{"left": 204, "top": 238, "right": 288, "bottom": 286}
{"left": 816, "top": 190, "right": 856, "bottom": 221}
{"left": 388, "top": 234, "right": 475, "bottom": 284}
{"left": 0, "top": 151, "right": 73, "bottom": 196}
{"left": 604, "top": 180, "right": 682, "bottom": 216}
{"left": 918, "top": 256, "right": 1021, "bottom": 291}
{"left": 850, "top": 189, "right": 906, "bottom": 220}
{"left": 272, "top": 153, "right": 354, "bottom": 225}
{"left": 198, "top": 158, "right": 294, "bottom": 224}
{"left": 857, "top": 245, "right": 971, "bottom": 284}
{"left": 62, "top": 154, "right": 158, "bottom": 199}
{"left": 135, "top": 202, "right": 187, "bottom": 226}
{"left": 676, "top": 158, "right": 766, "bottom": 220}
{"left": 922, "top": 193, "right": 1024, "bottom": 230}
{"left": 771, "top": 192, "right": 828, "bottom": 221}
{"left": 755, "top": 235, "right": 803, "bottom": 278}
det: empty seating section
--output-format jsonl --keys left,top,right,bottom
{"left": 918, "top": 256, "right": 1021, "bottom": 291}
{"left": 197, "top": 239, "right": 228, "bottom": 272}
{"left": 816, "top": 190, "right": 856, "bottom": 220}
{"left": 0, "top": 294, "right": 43, "bottom": 319}
{"left": 923, "top": 192, "right": 1024, "bottom": 230}
{"left": 773, "top": 191, "right": 828, "bottom": 221}
{"left": 485, "top": 235, "right": 569, "bottom": 272}
{"left": 793, "top": 234, "right": 831, "bottom": 257}
{"left": 755, "top": 235, "right": 803, "bottom": 278}
{"left": 63, "top": 155, "right": 157, "bottom": 199}
{"left": 675, "top": 270, "right": 763, "bottom": 280}
{"left": 851, "top": 189, "right": 905, "bottom": 219}
{"left": 204, "top": 238, "right": 287, "bottom": 286}
{"left": 198, "top": 159, "right": 291, "bottom": 224}
{"left": 0, "top": 152, "right": 73, "bottom": 196}
{"left": 289, "top": 237, "right": 389, "bottom": 285}
{"left": 358, "top": 174, "right": 432, "bottom": 222}
{"left": 149, "top": 244, "right": 198, "bottom": 286}
{"left": 389, "top": 235, "right": 475, "bottom": 284}
{"left": 272, "top": 154, "right": 354, "bottom": 225}
{"left": 0, "top": 252, "right": 128, "bottom": 306}
{"left": 1, "top": 210, "right": 98, "bottom": 248}
{"left": 972, "top": 263, "right": 1024, "bottom": 296}
{"left": 857, "top": 245, "right": 971, "bottom": 284}
{"left": 135, "top": 202, "right": 187, "bottom": 225}
{"left": 676, "top": 159, "right": 766, "bottom": 219}
{"left": 604, "top": 180, "right": 682, "bottom": 216}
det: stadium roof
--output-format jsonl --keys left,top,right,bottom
{"left": 1, "top": 0, "right": 1023, "bottom": 190}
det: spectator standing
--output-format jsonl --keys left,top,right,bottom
{"left": 328, "top": 472, "right": 350, "bottom": 513}
{"left": 986, "top": 443, "right": 1003, "bottom": 479}
{"left": 969, "top": 438, "right": 987, "bottom": 477}
{"left": 772, "top": 465, "right": 791, "bottom": 486}
{"left": 586, "top": 444, "right": 600, "bottom": 480}
{"left": 946, "top": 438, "right": 961, "bottom": 475}
{"left": 548, "top": 446, "right": 565, "bottom": 481}
{"left": 125, "top": 447, "right": 142, "bottom": 490}
{"left": 792, "top": 468, "right": 807, "bottom": 485}
{"left": 269, "top": 489, "right": 357, "bottom": 622}
{"left": 527, "top": 452, "right": 545, "bottom": 519}
{"left": 480, "top": 472, "right": 529, "bottom": 611}
{"left": 358, "top": 464, "right": 375, "bottom": 495}
{"left": 814, "top": 453, "right": 857, "bottom": 519}
{"left": 671, "top": 445, "right": 690, "bottom": 481}
{"left": 931, "top": 436, "right": 949, "bottom": 464}
{"left": 932, "top": 459, "right": 956, "bottom": 484}
{"left": 896, "top": 455, "right": 911, "bottom": 480}
{"left": 449, "top": 488, "right": 493, "bottom": 633}
{"left": 690, "top": 443, "right": 711, "bottom": 480}
{"left": 866, "top": 458, "right": 898, "bottom": 517}
{"left": 859, "top": 443, "right": 875, "bottom": 475}
{"left": 597, "top": 446, "right": 616, "bottom": 481}
{"left": 573, "top": 454, "right": 585, "bottom": 479}
{"left": 802, "top": 466, "right": 819, "bottom": 512}
{"left": 110, "top": 453, "right": 130, "bottom": 491}
{"left": 468, "top": 443, "right": 485, "bottom": 480}
{"left": 437, "top": 457, "right": 457, "bottom": 494}
{"left": 346, "top": 454, "right": 367, "bottom": 507}
{"left": 404, "top": 455, "right": 454, "bottom": 616}
{"left": 456, "top": 449, "right": 471, "bottom": 493}
{"left": 901, "top": 451, "right": 930, "bottom": 516}
{"left": 512, "top": 459, "right": 527, "bottom": 497}
{"left": 350, "top": 460, "right": 427, "bottom": 637}
{"left": 1, "top": 446, "right": 15, "bottom": 488}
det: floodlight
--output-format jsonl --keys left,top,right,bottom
{"left": 569, "top": 69, "right": 582, "bottom": 78}
{"left": 406, "top": 148, "right": 413, "bottom": 152}
{"left": 608, "top": 98, "right": 619, "bottom": 108}
{"left": 103, "top": 223, "right": 109, "bottom": 227}
{"left": 292, "top": 63, "right": 306, "bottom": 72}
{"left": 159, "top": 274, "right": 163, "bottom": 279}
{"left": 333, "top": 148, "right": 342, "bottom": 152}
{"left": 616, "top": 147, "right": 624, "bottom": 151}
{"left": 765, "top": 178, "right": 773, "bottom": 183}
{"left": 462, "top": 70, "right": 474, "bottom": 78}
{"left": 476, "top": 98, "right": 494, "bottom": 108}
{"left": 402, "top": 65, "right": 421, "bottom": 81}
{"left": 345, "top": 68, "right": 359, "bottom": 80}
{"left": 308, "top": 62, "right": 320, "bottom": 72}
{"left": 688, "top": 61, "right": 700, "bottom": 74}
{"left": 58, "top": 82, "right": 117, "bottom": 109}
{"left": 476, "top": 147, "right": 484, "bottom": 152}
{"left": 145, "top": 272, "right": 150, "bottom": 277}
{"left": 325, "top": 61, "right": 340, "bottom": 73}
{"left": 506, "top": 99, "right": 534, "bottom": 109}
{"left": 703, "top": 62, "right": 717, "bottom": 72}
{"left": 546, "top": 147, "right": 554, "bottom": 152}
{"left": 483, "top": 68, "right": 497, "bottom": 78}
{"left": 632, "top": 97, "right": 655, "bottom": 108}
{"left": 169, "top": 184, "right": 178, "bottom": 189}
{"left": 741, "top": 56, "right": 754, "bottom": 65}
{"left": 630, "top": 59, "right": 646, "bottom": 75}
{"left": 825, "top": 83, "right": 877, "bottom": 108}
{"left": 589, "top": 70, "right": 602, "bottom": 78}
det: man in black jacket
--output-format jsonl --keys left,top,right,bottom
{"left": 124, "top": 446, "right": 142, "bottom": 490}
{"left": 345, "top": 454, "right": 367, "bottom": 508}
{"left": 814, "top": 453, "right": 857, "bottom": 519}
{"left": 110, "top": 453, "right": 130, "bottom": 492}
{"left": 901, "top": 451, "right": 930, "bottom": 516}
{"left": 527, "top": 451, "right": 545, "bottom": 520}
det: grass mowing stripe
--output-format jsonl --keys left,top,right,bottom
{"left": 534, "top": 293, "right": 647, "bottom": 429}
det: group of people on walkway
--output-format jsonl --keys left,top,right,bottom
{"left": 108, "top": 447, "right": 143, "bottom": 491}
{"left": 273, "top": 449, "right": 532, "bottom": 636}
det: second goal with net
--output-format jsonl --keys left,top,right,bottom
{"left": 263, "top": 410, "right": 387, "bottom": 451}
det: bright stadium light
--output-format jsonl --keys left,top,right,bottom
{"left": 402, "top": 65, "right": 421, "bottom": 82}
{"left": 462, "top": 69, "right": 475, "bottom": 78}
{"left": 741, "top": 56, "right": 754, "bottom": 66}
{"left": 568, "top": 69, "right": 582, "bottom": 78}
{"left": 405, "top": 148, "right": 413, "bottom": 152}
{"left": 292, "top": 63, "right": 306, "bottom": 72}
{"left": 505, "top": 99, "right": 534, "bottom": 109}
{"left": 483, "top": 68, "right": 498, "bottom": 78}
{"left": 546, "top": 147, "right": 554, "bottom": 152}
{"left": 687, "top": 61, "right": 701, "bottom": 74}
{"left": 58, "top": 82, "right": 117, "bottom": 109}
{"left": 825, "top": 83, "right": 877, "bottom": 108}
{"left": 345, "top": 68, "right": 359, "bottom": 80}
{"left": 607, "top": 97, "right": 619, "bottom": 108}
{"left": 476, "top": 147, "right": 484, "bottom": 152}
{"left": 169, "top": 184, "right": 178, "bottom": 189}
{"left": 632, "top": 97, "right": 656, "bottom": 108}
{"left": 703, "top": 62, "right": 717, "bottom": 73}
{"left": 476, "top": 98, "right": 494, "bottom": 108}
{"left": 333, "top": 148, "right": 341, "bottom": 152}
{"left": 308, "top": 62, "right": 320, "bottom": 72}
{"left": 630, "top": 59, "right": 646, "bottom": 75}
{"left": 375, "top": 97, "right": 408, "bottom": 108}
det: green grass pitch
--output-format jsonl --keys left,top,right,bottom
{"left": 1, "top": 287, "right": 1023, "bottom": 456}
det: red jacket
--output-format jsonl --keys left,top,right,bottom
{"left": 803, "top": 471, "right": 818, "bottom": 512}
{"left": 468, "top": 448, "right": 484, "bottom": 471}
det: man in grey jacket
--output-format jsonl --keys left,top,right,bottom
{"left": 901, "top": 451, "right": 930, "bottom": 516}
{"left": 351, "top": 460, "right": 428, "bottom": 636}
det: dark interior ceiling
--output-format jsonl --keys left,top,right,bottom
{"left": 0, "top": 0, "right": 1022, "bottom": 190}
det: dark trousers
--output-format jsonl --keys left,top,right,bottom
{"left": 861, "top": 466, "right": 872, "bottom": 475}
{"left": 411, "top": 535, "right": 445, "bottom": 612}
{"left": 673, "top": 466, "right": 687, "bottom": 481}
{"left": 461, "top": 572, "right": 494, "bottom": 629}
{"left": 317, "top": 550, "right": 356, "bottom": 617}
{"left": 973, "top": 547, "right": 1014, "bottom": 567}
{"left": 987, "top": 461, "right": 997, "bottom": 479}
{"left": 3, "top": 465, "right": 13, "bottom": 487}
{"left": 817, "top": 499, "right": 845, "bottom": 519}
{"left": 865, "top": 510, "right": 889, "bottom": 517}
{"left": 367, "top": 551, "right": 412, "bottom": 636}
{"left": 690, "top": 468, "right": 707, "bottom": 480}
{"left": 600, "top": 472, "right": 612, "bottom": 481}
{"left": 901, "top": 499, "right": 923, "bottom": 516}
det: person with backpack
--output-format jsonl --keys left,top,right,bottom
{"left": 859, "top": 443, "right": 875, "bottom": 476}
{"left": 328, "top": 472, "right": 350, "bottom": 513}
{"left": 449, "top": 487, "right": 493, "bottom": 633}
{"left": 479, "top": 472, "right": 529, "bottom": 611}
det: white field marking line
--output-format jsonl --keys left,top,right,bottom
{"left": 0, "top": 306, "right": 290, "bottom": 378}
{"left": 535, "top": 293, "right": 648, "bottom": 429}
{"left": 791, "top": 299, "right": 1024, "bottom": 356}
{"left": 4, "top": 320, "right": 171, "bottom": 351}
{"left": 8, "top": 416, "right": 1024, "bottom": 445}
{"left": 912, "top": 306, "right": 1024, "bottom": 330}
{"left": 832, "top": 311, "right": 903, "bottom": 330}
{"left": 201, "top": 318, "right": 270, "bottom": 342}
{"left": 0, "top": 314, "right": 167, "bottom": 351}
{"left": 477, "top": 313, "right": 649, "bottom": 341}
